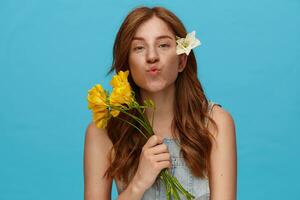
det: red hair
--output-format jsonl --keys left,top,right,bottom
{"left": 104, "top": 6, "right": 218, "bottom": 186}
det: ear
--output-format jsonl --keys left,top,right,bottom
{"left": 178, "top": 54, "right": 188, "bottom": 72}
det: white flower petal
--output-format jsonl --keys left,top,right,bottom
{"left": 177, "top": 45, "right": 185, "bottom": 54}
{"left": 191, "top": 39, "right": 201, "bottom": 49}
{"left": 175, "top": 30, "right": 201, "bottom": 55}
{"left": 185, "top": 48, "right": 192, "bottom": 55}
{"left": 176, "top": 48, "right": 185, "bottom": 55}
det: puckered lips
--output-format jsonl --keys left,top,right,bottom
{"left": 147, "top": 66, "right": 161, "bottom": 76}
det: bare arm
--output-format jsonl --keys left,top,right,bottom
{"left": 84, "top": 122, "right": 113, "bottom": 200}
{"left": 116, "top": 175, "right": 146, "bottom": 200}
{"left": 117, "top": 135, "right": 172, "bottom": 199}
{"left": 84, "top": 123, "right": 170, "bottom": 200}
{"left": 208, "top": 105, "right": 237, "bottom": 200}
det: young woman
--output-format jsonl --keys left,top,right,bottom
{"left": 84, "top": 6, "right": 237, "bottom": 200}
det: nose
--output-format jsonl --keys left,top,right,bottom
{"left": 146, "top": 46, "right": 159, "bottom": 63}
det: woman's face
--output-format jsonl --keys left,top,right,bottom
{"left": 128, "top": 16, "right": 186, "bottom": 93}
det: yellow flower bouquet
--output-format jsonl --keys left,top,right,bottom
{"left": 87, "top": 70, "right": 195, "bottom": 200}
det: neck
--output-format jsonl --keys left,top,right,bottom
{"left": 139, "top": 84, "right": 176, "bottom": 129}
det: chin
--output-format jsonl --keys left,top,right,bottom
{"left": 140, "top": 82, "right": 171, "bottom": 93}
{"left": 140, "top": 86, "right": 163, "bottom": 93}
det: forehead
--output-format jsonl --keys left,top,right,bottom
{"left": 133, "top": 16, "right": 175, "bottom": 40}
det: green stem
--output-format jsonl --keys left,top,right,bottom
{"left": 151, "top": 106, "right": 155, "bottom": 128}
{"left": 161, "top": 170, "right": 195, "bottom": 199}
{"left": 135, "top": 107, "right": 154, "bottom": 134}
{"left": 110, "top": 104, "right": 195, "bottom": 199}
{"left": 115, "top": 117, "right": 148, "bottom": 139}
{"left": 121, "top": 109, "right": 152, "bottom": 137}
{"left": 110, "top": 106, "right": 152, "bottom": 138}
{"left": 161, "top": 172, "right": 180, "bottom": 200}
{"left": 137, "top": 103, "right": 156, "bottom": 128}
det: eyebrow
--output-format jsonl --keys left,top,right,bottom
{"left": 132, "top": 35, "right": 173, "bottom": 41}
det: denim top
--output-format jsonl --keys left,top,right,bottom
{"left": 116, "top": 101, "right": 221, "bottom": 200}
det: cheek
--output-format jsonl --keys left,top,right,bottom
{"left": 129, "top": 52, "right": 144, "bottom": 69}
{"left": 164, "top": 54, "right": 181, "bottom": 79}
{"left": 165, "top": 54, "right": 180, "bottom": 71}
{"left": 128, "top": 54, "right": 145, "bottom": 84}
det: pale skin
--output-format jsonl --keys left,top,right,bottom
{"left": 84, "top": 16, "right": 237, "bottom": 200}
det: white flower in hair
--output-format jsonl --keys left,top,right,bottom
{"left": 176, "top": 31, "right": 201, "bottom": 55}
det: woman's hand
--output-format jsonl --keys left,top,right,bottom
{"left": 131, "top": 135, "right": 172, "bottom": 192}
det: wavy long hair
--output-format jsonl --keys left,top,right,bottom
{"left": 104, "top": 6, "right": 218, "bottom": 186}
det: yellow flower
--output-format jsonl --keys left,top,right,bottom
{"left": 87, "top": 70, "right": 134, "bottom": 128}
{"left": 87, "top": 84, "right": 107, "bottom": 110}
{"left": 92, "top": 110, "right": 109, "bottom": 128}
{"left": 176, "top": 31, "right": 201, "bottom": 55}
{"left": 110, "top": 70, "right": 134, "bottom": 107}
{"left": 110, "top": 70, "right": 129, "bottom": 88}
{"left": 87, "top": 84, "right": 110, "bottom": 128}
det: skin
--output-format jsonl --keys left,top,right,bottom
{"left": 128, "top": 15, "right": 187, "bottom": 140}
{"left": 84, "top": 15, "right": 237, "bottom": 200}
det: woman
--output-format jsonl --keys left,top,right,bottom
{"left": 84, "top": 6, "right": 237, "bottom": 200}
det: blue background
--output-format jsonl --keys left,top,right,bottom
{"left": 1, "top": 0, "right": 299, "bottom": 199}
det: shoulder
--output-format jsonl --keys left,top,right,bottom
{"left": 86, "top": 121, "right": 105, "bottom": 136}
{"left": 209, "top": 103, "right": 235, "bottom": 137}
{"left": 85, "top": 122, "right": 110, "bottom": 143}
{"left": 84, "top": 121, "right": 113, "bottom": 151}
{"left": 208, "top": 103, "right": 237, "bottom": 170}
{"left": 207, "top": 103, "right": 236, "bottom": 148}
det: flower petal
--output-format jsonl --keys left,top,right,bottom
{"left": 109, "top": 70, "right": 134, "bottom": 106}
{"left": 175, "top": 30, "right": 201, "bottom": 55}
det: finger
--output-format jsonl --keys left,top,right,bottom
{"left": 156, "top": 160, "right": 172, "bottom": 170}
{"left": 148, "top": 143, "right": 169, "bottom": 155}
{"left": 153, "top": 153, "right": 171, "bottom": 162}
{"left": 144, "top": 135, "right": 163, "bottom": 149}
